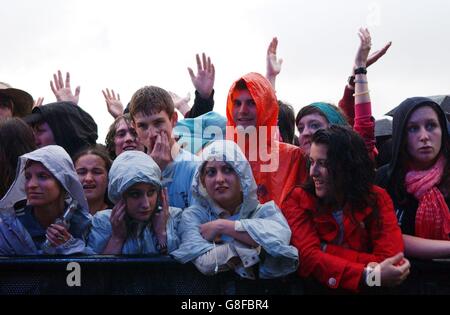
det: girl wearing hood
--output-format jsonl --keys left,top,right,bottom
{"left": 376, "top": 97, "right": 450, "bottom": 259}
{"left": 0, "top": 145, "right": 92, "bottom": 255}
{"left": 282, "top": 126, "right": 409, "bottom": 292}
{"left": 171, "top": 140, "right": 298, "bottom": 279}
{"left": 87, "top": 151, "right": 181, "bottom": 255}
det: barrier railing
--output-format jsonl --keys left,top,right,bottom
{"left": 0, "top": 256, "right": 448, "bottom": 295}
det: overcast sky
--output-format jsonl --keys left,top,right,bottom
{"left": 2, "top": 0, "right": 450, "bottom": 143}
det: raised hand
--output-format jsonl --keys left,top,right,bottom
{"left": 50, "top": 70, "right": 80, "bottom": 104}
{"left": 152, "top": 188, "right": 170, "bottom": 254}
{"left": 266, "top": 37, "right": 283, "bottom": 88}
{"left": 354, "top": 28, "right": 372, "bottom": 68}
{"left": 168, "top": 91, "right": 191, "bottom": 117}
{"left": 33, "top": 97, "right": 45, "bottom": 108}
{"left": 367, "top": 41, "right": 392, "bottom": 68}
{"left": 188, "top": 53, "right": 215, "bottom": 99}
{"left": 102, "top": 88, "right": 124, "bottom": 119}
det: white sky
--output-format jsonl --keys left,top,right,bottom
{"left": 2, "top": 0, "right": 450, "bottom": 143}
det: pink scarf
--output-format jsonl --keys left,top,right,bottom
{"left": 405, "top": 155, "right": 450, "bottom": 240}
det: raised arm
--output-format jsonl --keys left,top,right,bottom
{"left": 50, "top": 70, "right": 80, "bottom": 104}
{"left": 266, "top": 37, "right": 283, "bottom": 89}
{"left": 188, "top": 52, "right": 215, "bottom": 100}
{"left": 354, "top": 28, "right": 372, "bottom": 104}
{"left": 187, "top": 53, "right": 215, "bottom": 118}
{"left": 102, "top": 88, "right": 124, "bottom": 119}
{"left": 33, "top": 97, "right": 45, "bottom": 108}
{"left": 352, "top": 28, "right": 377, "bottom": 158}
{"left": 339, "top": 40, "right": 392, "bottom": 126}
{"left": 168, "top": 91, "right": 191, "bottom": 117}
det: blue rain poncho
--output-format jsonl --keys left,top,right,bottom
{"left": 0, "top": 145, "right": 91, "bottom": 255}
{"left": 171, "top": 140, "right": 298, "bottom": 279}
{"left": 87, "top": 151, "right": 182, "bottom": 255}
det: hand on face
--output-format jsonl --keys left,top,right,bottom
{"left": 152, "top": 188, "right": 169, "bottom": 253}
{"left": 150, "top": 130, "right": 173, "bottom": 171}
{"left": 110, "top": 199, "right": 127, "bottom": 241}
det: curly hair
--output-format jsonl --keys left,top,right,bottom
{"left": 105, "top": 114, "right": 134, "bottom": 160}
{"left": 303, "top": 125, "right": 379, "bottom": 223}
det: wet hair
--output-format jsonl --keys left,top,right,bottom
{"left": 278, "top": 100, "right": 296, "bottom": 144}
{"left": 391, "top": 103, "right": 450, "bottom": 204}
{"left": 129, "top": 86, "right": 174, "bottom": 120}
{"left": 105, "top": 114, "right": 134, "bottom": 160}
{"left": 0, "top": 118, "right": 36, "bottom": 198}
{"left": 72, "top": 144, "right": 113, "bottom": 207}
{"left": 303, "top": 125, "right": 379, "bottom": 223}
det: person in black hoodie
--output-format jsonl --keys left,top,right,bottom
{"left": 24, "top": 102, "right": 98, "bottom": 157}
{"left": 375, "top": 97, "right": 450, "bottom": 259}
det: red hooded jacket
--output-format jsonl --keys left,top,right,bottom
{"left": 281, "top": 185, "right": 404, "bottom": 292}
{"left": 226, "top": 73, "right": 307, "bottom": 207}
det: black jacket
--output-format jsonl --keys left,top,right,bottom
{"left": 375, "top": 97, "right": 450, "bottom": 235}
{"left": 25, "top": 102, "right": 98, "bottom": 157}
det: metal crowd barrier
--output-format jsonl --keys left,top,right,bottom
{"left": 0, "top": 256, "right": 448, "bottom": 295}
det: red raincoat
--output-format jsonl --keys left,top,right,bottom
{"left": 226, "top": 73, "right": 307, "bottom": 207}
{"left": 281, "top": 185, "right": 404, "bottom": 292}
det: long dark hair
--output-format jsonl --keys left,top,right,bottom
{"left": 0, "top": 118, "right": 36, "bottom": 198}
{"left": 303, "top": 125, "right": 379, "bottom": 222}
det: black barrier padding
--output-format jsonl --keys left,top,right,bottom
{"left": 0, "top": 256, "right": 448, "bottom": 295}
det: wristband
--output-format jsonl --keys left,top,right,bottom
{"left": 354, "top": 67, "right": 367, "bottom": 75}
{"left": 353, "top": 90, "right": 370, "bottom": 97}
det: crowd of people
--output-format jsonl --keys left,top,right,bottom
{"left": 0, "top": 28, "right": 449, "bottom": 293}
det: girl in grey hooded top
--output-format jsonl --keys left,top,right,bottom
{"left": 87, "top": 151, "right": 182, "bottom": 255}
{"left": 0, "top": 145, "right": 91, "bottom": 255}
{"left": 171, "top": 140, "right": 298, "bottom": 279}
